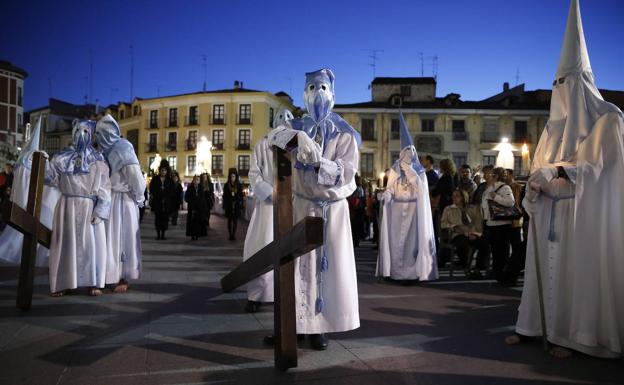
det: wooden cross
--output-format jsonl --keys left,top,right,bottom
{"left": 221, "top": 146, "right": 324, "bottom": 371}
{"left": 0, "top": 151, "right": 52, "bottom": 311}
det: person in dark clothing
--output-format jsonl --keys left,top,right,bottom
{"left": 421, "top": 155, "right": 439, "bottom": 189}
{"left": 170, "top": 173, "right": 183, "bottom": 226}
{"left": 348, "top": 174, "right": 366, "bottom": 247}
{"left": 149, "top": 161, "right": 175, "bottom": 240}
{"left": 200, "top": 173, "right": 215, "bottom": 228}
{"left": 472, "top": 164, "right": 493, "bottom": 205}
{"left": 222, "top": 168, "right": 243, "bottom": 240}
{"left": 431, "top": 158, "right": 457, "bottom": 213}
{"left": 185, "top": 175, "right": 207, "bottom": 240}
{"left": 139, "top": 186, "right": 148, "bottom": 223}
{"left": 501, "top": 169, "right": 527, "bottom": 286}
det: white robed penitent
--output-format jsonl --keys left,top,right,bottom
{"left": 516, "top": 0, "right": 624, "bottom": 358}
{"left": 46, "top": 120, "right": 112, "bottom": 293}
{"left": 0, "top": 118, "right": 61, "bottom": 267}
{"left": 95, "top": 114, "right": 146, "bottom": 283}
{"left": 243, "top": 109, "right": 293, "bottom": 302}
{"left": 376, "top": 112, "right": 437, "bottom": 281}
{"left": 269, "top": 69, "right": 360, "bottom": 334}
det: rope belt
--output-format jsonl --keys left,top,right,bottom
{"left": 294, "top": 192, "right": 342, "bottom": 314}
{"left": 391, "top": 197, "right": 418, "bottom": 203}
{"left": 62, "top": 193, "right": 97, "bottom": 202}
{"left": 541, "top": 191, "right": 575, "bottom": 242}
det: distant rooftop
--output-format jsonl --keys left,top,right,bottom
{"left": 371, "top": 77, "right": 436, "bottom": 85}
{"left": 0, "top": 60, "right": 28, "bottom": 78}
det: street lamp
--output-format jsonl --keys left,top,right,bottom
{"left": 494, "top": 137, "right": 515, "bottom": 169}
{"left": 196, "top": 136, "right": 212, "bottom": 174}
{"left": 150, "top": 153, "right": 162, "bottom": 174}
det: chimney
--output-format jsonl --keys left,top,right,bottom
{"left": 503, "top": 82, "right": 510, "bottom": 92}
{"left": 234, "top": 80, "right": 240, "bottom": 89}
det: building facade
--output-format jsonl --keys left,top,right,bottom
{"left": 28, "top": 99, "right": 97, "bottom": 156}
{"left": 335, "top": 78, "right": 553, "bottom": 180}
{"left": 116, "top": 82, "right": 294, "bottom": 184}
{"left": 0, "top": 60, "right": 27, "bottom": 164}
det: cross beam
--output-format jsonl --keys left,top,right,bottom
{"left": 220, "top": 146, "right": 323, "bottom": 371}
{"left": 1, "top": 152, "right": 52, "bottom": 310}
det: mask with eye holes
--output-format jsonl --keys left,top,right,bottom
{"left": 273, "top": 108, "right": 294, "bottom": 128}
{"left": 303, "top": 69, "right": 335, "bottom": 123}
{"left": 53, "top": 119, "right": 103, "bottom": 175}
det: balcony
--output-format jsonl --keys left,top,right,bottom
{"left": 452, "top": 131, "right": 468, "bottom": 141}
{"left": 146, "top": 143, "right": 158, "bottom": 153}
{"left": 185, "top": 140, "right": 197, "bottom": 151}
{"left": 236, "top": 141, "right": 251, "bottom": 150}
{"left": 513, "top": 134, "right": 531, "bottom": 143}
{"left": 236, "top": 114, "right": 252, "bottom": 125}
{"left": 212, "top": 142, "right": 224, "bottom": 150}
{"left": 480, "top": 132, "right": 499, "bottom": 143}
{"left": 210, "top": 114, "right": 226, "bottom": 125}
{"left": 146, "top": 119, "right": 159, "bottom": 129}
{"left": 167, "top": 119, "right": 178, "bottom": 128}
{"left": 185, "top": 115, "right": 199, "bottom": 126}
{"left": 238, "top": 169, "right": 249, "bottom": 177}
{"left": 165, "top": 142, "right": 177, "bottom": 152}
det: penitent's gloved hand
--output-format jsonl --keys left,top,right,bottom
{"left": 296, "top": 131, "right": 322, "bottom": 165}
{"left": 91, "top": 216, "right": 103, "bottom": 225}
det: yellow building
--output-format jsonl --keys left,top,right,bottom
{"left": 334, "top": 78, "right": 550, "bottom": 180}
{"left": 115, "top": 82, "right": 294, "bottom": 183}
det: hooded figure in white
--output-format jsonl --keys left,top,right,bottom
{"left": 46, "top": 119, "right": 112, "bottom": 295}
{"left": 0, "top": 118, "right": 61, "bottom": 266}
{"left": 95, "top": 114, "right": 146, "bottom": 291}
{"left": 268, "top": 69, "right": 360, "bottom": 347}
{"left": 242, "top": 108, "right": 294, "bottom": 310}
{"left": 376, "top": 112, "right": 437, "bottom": 281}
{"left": 514, "top": 0, "right": 624, "bottom": 358}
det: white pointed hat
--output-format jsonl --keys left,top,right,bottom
{"left": 16, "top": 116, "right": 42, "bottom": 168}
{"left": 556, "top": 0, "right": 591, "bottom": 78}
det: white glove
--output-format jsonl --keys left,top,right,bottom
{"left": 296, "top": 131, "right": 322, "bottom": 165}
{"left": 91, "top": 216, "right": 102, "bottom": 225}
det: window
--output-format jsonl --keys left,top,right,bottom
{"left": 187, "top": 155, "right": 197, "bottom": 175}
{"left": 238, "top": 129, "right": 250, "bottom": 149}
{"left": 421, "top": 118, "right": 435, "bottom": 132}
{"left": 213, "top": 104, "right": 224, "bottom": 124}
{"left": 390, "top": 118, "right": 400, "bottom": 140}
{"left": 400, "top": 85, "right": 411, "bottom": 97}
{"left": 514, "top": 155, "right": 522, "bottom": 176}
{"left": 452, "top": 119, "right": 467, "bottom": 140}
{"left": 133, "top": 105, "right": 139, "bottom": 116}
{"left": 453, "top": 153, "right": 467, "bottom": 168}
{"left": 17, "top": 113, "right": 22, "bottom": 133}
{"left": 187, "top": 130, "right": 197, "bottom": 150}
{"left": 482, "top": 119, "right": 498, "bottom": 142}
{"left": 239, "top": 104, "right": 251, "bottom": 124}
{"left": 167, "top": 156, "right": 177, "bottom": 171}
{"left": 149, "top": 110, "right": 158, "bottom": 128}
{"left": 120, "top": 110, "right": 125, "bottom": 119}
{"left": 514, "top": 120, "right": 528, "bottom": 142}
{"left": 46, "top": 136, "right": 60, "bottom": 153}
{"left": 269, "top": 107, "right": 275, "bottom": 128}
{"left": 482, "top": 155, "right": 496, "bottom": 166}
{"left": 238, "top": 155, "right": 250, "bottom": 176}
{"left": 390, "top": 151, "right": 400, "bottom": 165}
{"left": 17, "top": 87, "right": 22, "bottom": 106}
{"left": 188, "top": 106, "right": 198, "bottom": 125}
{"left": 212, "top": 155, "right": 224, "bottom": 175}
{"left": 361, "top": 153, "right": 374, "bottom": 177}
{"left": 361, "top": 118, "right": 375, "bottom": 141}
{"left": 148, "top": 133, "right": 157, "bottom": 152}
{"left": 167, "top": 132, "right": 177, "bottom": 151}
{"left": 168, "top": 108, "right": 178, "bottom": 127}
{"left": 212, "top": 129, "right": 224, "bottom": 149}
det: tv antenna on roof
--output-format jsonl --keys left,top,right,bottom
{"left": 129, "top": 45, "right": 135, "bottom": 100}
{"left": 202, "top": 54, "right": 207, "bottom": 91}
{"left": 364, "top": 49, "right": 384, "bottom": 79}
{"left": 515, "top": 68, "right": 520, "bottom": 86}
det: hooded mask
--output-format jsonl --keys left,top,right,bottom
{"left": 53, "top": 119, "right": 104, "bottom": 174}
{"left": 95, "top": 114, "right": 140, "bottom": 174}
{"left": 392, "top": 111, "right": 425, "bottom": 176}
{"left": 274, "top": 108, "right": 294, "bottom": 128}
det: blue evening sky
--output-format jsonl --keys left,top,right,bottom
{"left": 2, "top": 0, "right": 622, "bottom": 111}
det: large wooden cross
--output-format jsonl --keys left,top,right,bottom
{"left": 221, "top": 146, "right": 323, "bottom": 371}
{"left": 0, "top": 151, "right": 52, "bottom": 311}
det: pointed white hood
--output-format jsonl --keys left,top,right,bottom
{"left": 16, "top": 117, "right": 42, "bottom": 169}
{"left": 533, "top": 0, "right": 619, "bottom": 169}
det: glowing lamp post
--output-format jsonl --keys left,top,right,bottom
{"left": 196, "top": 136, "right": 212, "bottom": 174}
{"left": 494, "top": 137, "right": 515, "bottom": 170}
{"left": 150, "top": 153, "right": 162, "bottom": 175}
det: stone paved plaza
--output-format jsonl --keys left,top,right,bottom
{"left": 0, "top": 213, "right": 622, "bottom": 385}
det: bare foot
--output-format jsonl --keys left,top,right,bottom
{"left": 50, "top": 291, "right": 65, "bottom": 297}
{"left": 549, "top": 346, "right": 572, "bottom": 359}
{"left": 89, "top": 288, "right": 103, "bottom": 296}
{"left": 505, "top": 334, "right": 521, "bottom": 345}
{"left": 113, "top": 280, "right": 129, "bottom": 293}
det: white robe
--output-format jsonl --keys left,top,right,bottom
{"left": 376, "top": 166, "right": 437, "bottom": 281}
{"left": 104, "top": 164, "right": 145, "bottom": 283}
{"left": 46, "top": 160, "right": 112, "bottom": 293}
{"left": 517, "top": 111, "right": 624, "bottom": 358}
{"left": 243, "top": 137, "right": 274, "bottom": 302}
{"left": 270, "top": 126, "right": 360, "bottom": 334}
{"left": 0, "top": 163, "right": 60, "bottom": 267}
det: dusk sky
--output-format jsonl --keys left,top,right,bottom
{"left": 2, "top": 0, "right": 623, "bottom": 112}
